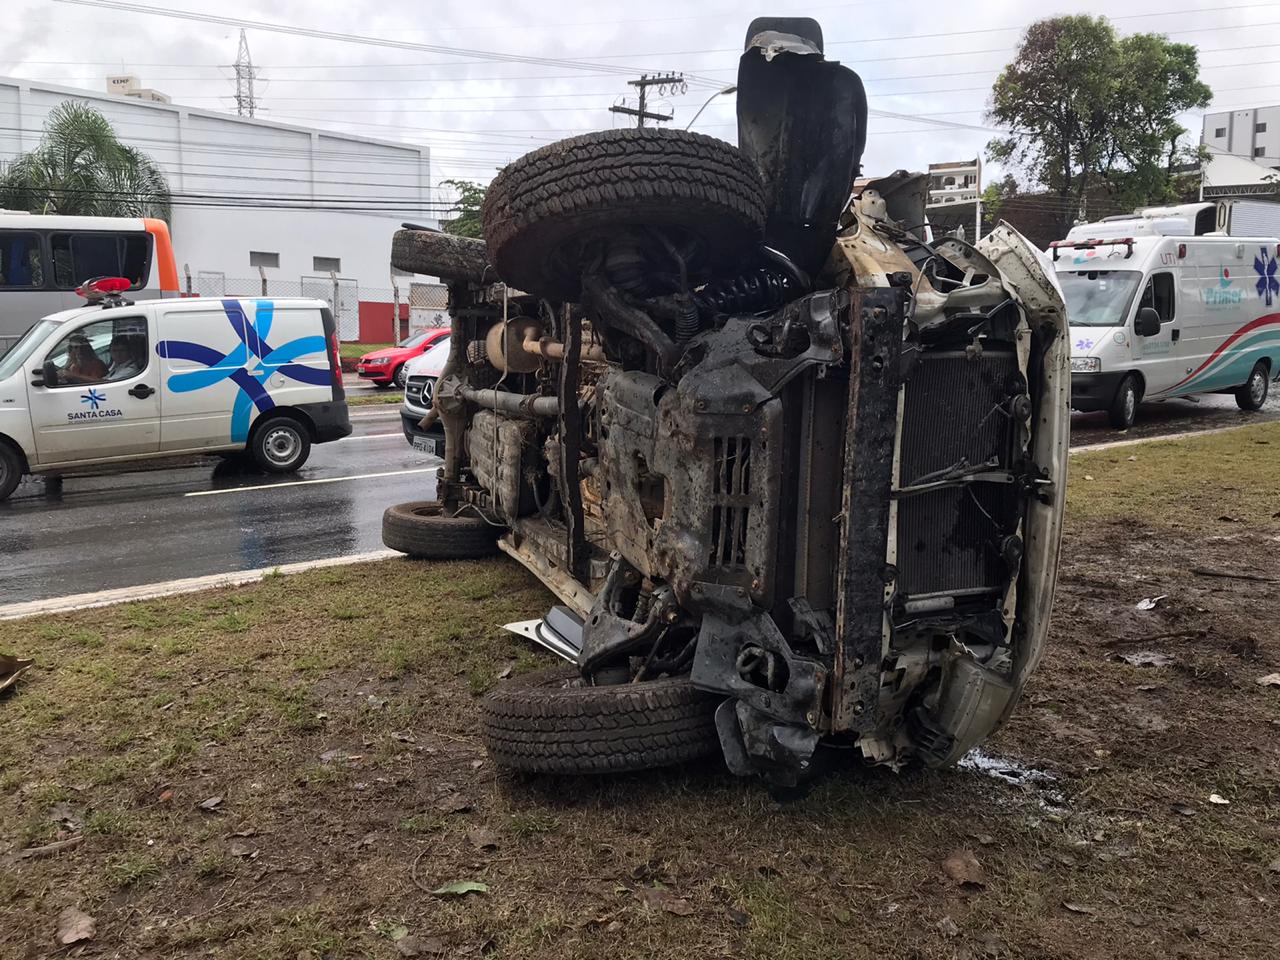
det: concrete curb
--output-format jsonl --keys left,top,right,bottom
{"left": 0, "top": 550, "right": 400, "bottom": 621}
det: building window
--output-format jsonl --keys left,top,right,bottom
{"left": 1256, "top": 147, "right": 1268, "bottom": 158}
{"left": 313, "top": 256, "right": 341, "bottom": 273}
{"left": 249, "top": 250, "right": 279, "bottom": 269}
{"left": 1258, "top": 122, "right": 1268, "bottom": 134}
{"left": 1214, "top": 126, "right": 1226, "bottom": 138}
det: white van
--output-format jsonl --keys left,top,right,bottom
{"left": 1053, "top": 210, "right": 1280, "bottom": 427}
{"left": 0, "top": 279, "right": 349, "bottom": 500}
{"left": 400, "top": 334, "right": 450, "bottom": 451}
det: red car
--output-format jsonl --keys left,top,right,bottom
{"left": 355, "top": 329, "right": 450, "bottom": 388}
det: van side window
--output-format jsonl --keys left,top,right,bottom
{"left": 51, "top": 233, "right": 152, "bottom": 290}
{"left": 0, "top": 232, "right": 44, "bottom": 288}
{"left": 1139, "top": 273, "right": 1176, "bottom": 323}
{"left": 44, "top": 317, "right": 149, "bottom": 387}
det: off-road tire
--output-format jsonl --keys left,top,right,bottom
{"left": 249, "top": 416, "right": 311, "bottom": 473}
{"left": 1108, "top": 374, "right": 1140, "bottom": 430}
{"left": 482, "top": 127, "right": 767, "bottom": 301}
{"left": 0, "top": 443, "right": 23, "bottom": 502}
{"left": 1235, "top": 360, "right": 1270, "bottom": 411}
{"left": 381, "top": 500, "right": 501, "bottom": 559}
{"left": 390, "top": 229, "right": 492, "bottom": 284}
{"left": 482, "top": 667, "right": 722, "bottom": 775}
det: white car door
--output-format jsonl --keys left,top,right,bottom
{"left": 24, "top": 312, "right": 161, "bottom": 464}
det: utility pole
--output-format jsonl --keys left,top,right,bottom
{"left": 233, "top": 29, "right": 258, "bottom": 118}
{"left": 609, "top": 72, "right": 685, "bottom": 128}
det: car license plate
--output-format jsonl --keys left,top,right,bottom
{"left": 413, "top": 435, "right": 444, "bottom": 457}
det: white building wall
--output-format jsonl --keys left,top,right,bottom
{"left": 1203, "top": 105, "right": 1280, "bottom": 166}
{"left": 0, "top": 77, "right": 434, "bottom": 325}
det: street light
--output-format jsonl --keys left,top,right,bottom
{"left": 685, "top": 85, "right": 737, "bottom": 131}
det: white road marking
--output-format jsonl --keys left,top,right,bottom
{"left": 348, "top": 409, "right": 401, "bottom": 419}
{"left": 0, "top": 550, "right": 400, "bottom": 621}
{"left": 184, "top": 466, "right": 436, "bottom": 497}
{"left": 338, "top": 432, "right": 401, "bottom": 441}
{"left": 1071, "top": 421, "right": 1264, "bottom": 454}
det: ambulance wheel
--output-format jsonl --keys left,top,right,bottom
{"left": 1108, "top": 375, "right": 1140, "bottom": 430}
{"left": 1235, "top": 361, "right": 1270, "bottom": 411}
{"left": 0, "top": 443, "right": 23, "bottom": 502}
{"left": 250, "top": 416, "right": 312, "bottom": 473}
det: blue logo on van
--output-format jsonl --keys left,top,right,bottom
{"left": 80, "top": 388, "right": 106, "bottom": 410}
{"left": 1254, "top": 247, "right": 1279, "bottom": 306}
{"left": 156, "top": 300, "right": 328, "bottom": 443}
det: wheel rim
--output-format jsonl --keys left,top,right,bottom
{"left": 1124, "top": 387, "right": 1136, "bottom": 424}
{"left": 1250, "top": 370, "right": 1266, "bottom": 405}
{"left": 395, "top": 366, "right": 406, "bottom": 388}
{"left": 0, "top": 457, "right": 10, "bottom": 491}
{"left": 262, "top": 426, "right": 301, "bottom": 466}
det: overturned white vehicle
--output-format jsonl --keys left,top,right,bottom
{"left": 385, "top": 17, "right": 1069, "bottom": 788}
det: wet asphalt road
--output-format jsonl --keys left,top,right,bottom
{"left": 0, "top": 407, "right": 440, "bottom": 604}
{"left": 1, "top": 386, "right": 1276, "bottom": 606}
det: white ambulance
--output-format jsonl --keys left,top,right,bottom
{"left": 1052, "top": 203, "right": 1280, "bottom": 428}
{"left": 0, "top": 278, "right": 350, "bottom": 500}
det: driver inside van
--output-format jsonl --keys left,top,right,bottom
{"left": 60, "top": 334, "right": 108, "bottom": 384}
{"left": 106, "top": 335, "right": 144, "bottom": 381}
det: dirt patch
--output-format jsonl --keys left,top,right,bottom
{"left": 2, "top": 429, "right": 1279, "bottom": 959}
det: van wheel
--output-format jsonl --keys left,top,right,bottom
{"left": 250, "top": 416, "right": 312, "bottom": 473}
{"left": 1235, "top": 361, "right": 1270, "bottom": 411}
{"left": 0, "top": 444, "right": 23, "bottom": 501}
{"left": 1108, "top": 375, "right": 1140, "bottom": 430}
{"left": 381, "top": 500, "right": 502, "bottom": 559}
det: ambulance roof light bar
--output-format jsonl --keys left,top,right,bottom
{"left": 1048, "top": 237, "right": 1135, "bottom": 262}
{"left": 75, "top": 276, "right": 135, "bottom": 307}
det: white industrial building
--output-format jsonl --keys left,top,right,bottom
{"left": 1202, "top": 105, "right": 1280, "bottom": 167}
{"left": 0, "top": 76, "right": 436, "bottom": 340}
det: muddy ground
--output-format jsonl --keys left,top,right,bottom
{"left": 2, "top": 424, "right": 1278, "bottom": 960}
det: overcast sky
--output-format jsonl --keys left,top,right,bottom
{"left": 4, "top": 0, "right": 1279, "bottom": 201}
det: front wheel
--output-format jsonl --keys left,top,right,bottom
{"left": 1235, "top": 361, "right": 1270, "bottom": 411}
{"left": 1108, "top": 375, "right": 1140, "bottom": 430}
{"left": 392, "top": 364, "right": 408, "bottom": 390}
{"left": 250, "top": 416, "right": 312, "bottom": 473}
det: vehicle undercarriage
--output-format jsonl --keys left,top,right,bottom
{"left": 385, "top": 17, "right": 1069, "bottom": 788}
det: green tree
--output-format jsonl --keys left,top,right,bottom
{"left": 0, "top": 101, "right": 171, "bottom": 220}
{"left": 986, "top": 16, "right": 1210, "bottom": 237}
{"left": 439, "top": 178, "right": 487, "bottom": 238}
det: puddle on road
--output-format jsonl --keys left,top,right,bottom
{"left": 959, "top": 748, "right": 1067, "bottom": 812}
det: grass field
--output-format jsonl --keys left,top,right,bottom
{"left": 2, "top": 424, "right": 1278, "bottom": 959}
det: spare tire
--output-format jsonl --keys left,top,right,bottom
{"left": 381, "top": 500, "right": 502, "bottom": 559}
{"left": 390, "top": 229, "right": 493, "bottom": 284}
{"left": 482, "top": 667, "right": 722, "bottom": 775}
{"left": 482, "top": 128, "right": 766, "bottom": 301}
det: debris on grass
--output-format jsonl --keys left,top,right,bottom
{"left": 430, "top": 880, "right": 489, "bottom": 897}
{"left": 1113, "top": 651, "right": 1175, "bottom": 668}
{"left": 0, "top": 653, "right": 34, "bottom": 694}
{"left": 197, "top": 795, "right": 223, "bottom": 812}
{"left": 937, "top": 916, "right": 960, "bottom": 937}
{"left": 1135, "top": 596, "right": 1167, "bottom": 611}
{"left": 17, "top": 835, "right": 83, "bottom": 859}
{"left": 1256, "top": 673, "right": 1280, "bottom": 687}
{"left": 55, "top": 906, "right": 96, "bottom": 945}
{"left": 1063, "top": 902, "right": 1099, "bottom": 916}
{"left": 396, "top": 934, "right": 447, "bottom": 957}
{"left": 1209, "top": 794, "right": 1231, "bottom": 805}
{"left": 941, "top": 849, "right": 986, "bottom": 889}
{"left": 635, "top": 886, "right": 695, "bottom": 916}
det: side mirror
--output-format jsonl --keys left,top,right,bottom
{"left": 1135, "top": 307, "right": 1161, "bottom": 338}
{"left": 41, "top": 360, "right": 60, "bottom": 387}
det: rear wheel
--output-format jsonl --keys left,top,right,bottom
{"left": 250, "top": 416, "right": 311, "bottom": 473}
{"left": 482, "top": 667, "right": 722, "bottom": 775}
{"left": 1108, "top": 375, "right": 1140, "bottom": 430}
{"left": 0, "top": 444, "right": 23, "bottom": 502}
{"left": 381, "top": 500, "right": 501, "bottom": 559}
{"left": 1235, "top": 361, "right": 1270, "bottom": 411}
{"left": 482, "top": 127, "right": 766, "bottom": 301}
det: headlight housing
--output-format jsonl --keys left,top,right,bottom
{"left": 367, "top": 356, "right": 391, "bottom": 366}
{"left": 1071, "top": 356, "right": 1101, "bottom": 374}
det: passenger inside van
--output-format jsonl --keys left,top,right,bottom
{"left": 106, "top": 335, "right": 144, "bottom": 380}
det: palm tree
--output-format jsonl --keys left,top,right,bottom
{"left": 0, "top": 101, "right": 171, "bottom": 220}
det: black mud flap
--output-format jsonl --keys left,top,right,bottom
{"left": 736, "top": 19, "right": 868, "bottom": 278}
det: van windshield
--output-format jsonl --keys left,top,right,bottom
{"left": 0, "top": 319, "right": 60, "bottom": 381}
{"left": 1058, "top": 270, "right": 1143, "bottom": 327}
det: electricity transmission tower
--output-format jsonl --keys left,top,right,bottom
{"left": 609, "top": 72, "right": 686, "bottom": 127}
{"left": 233, "top": 29, "right": 258, "bottom": 118}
